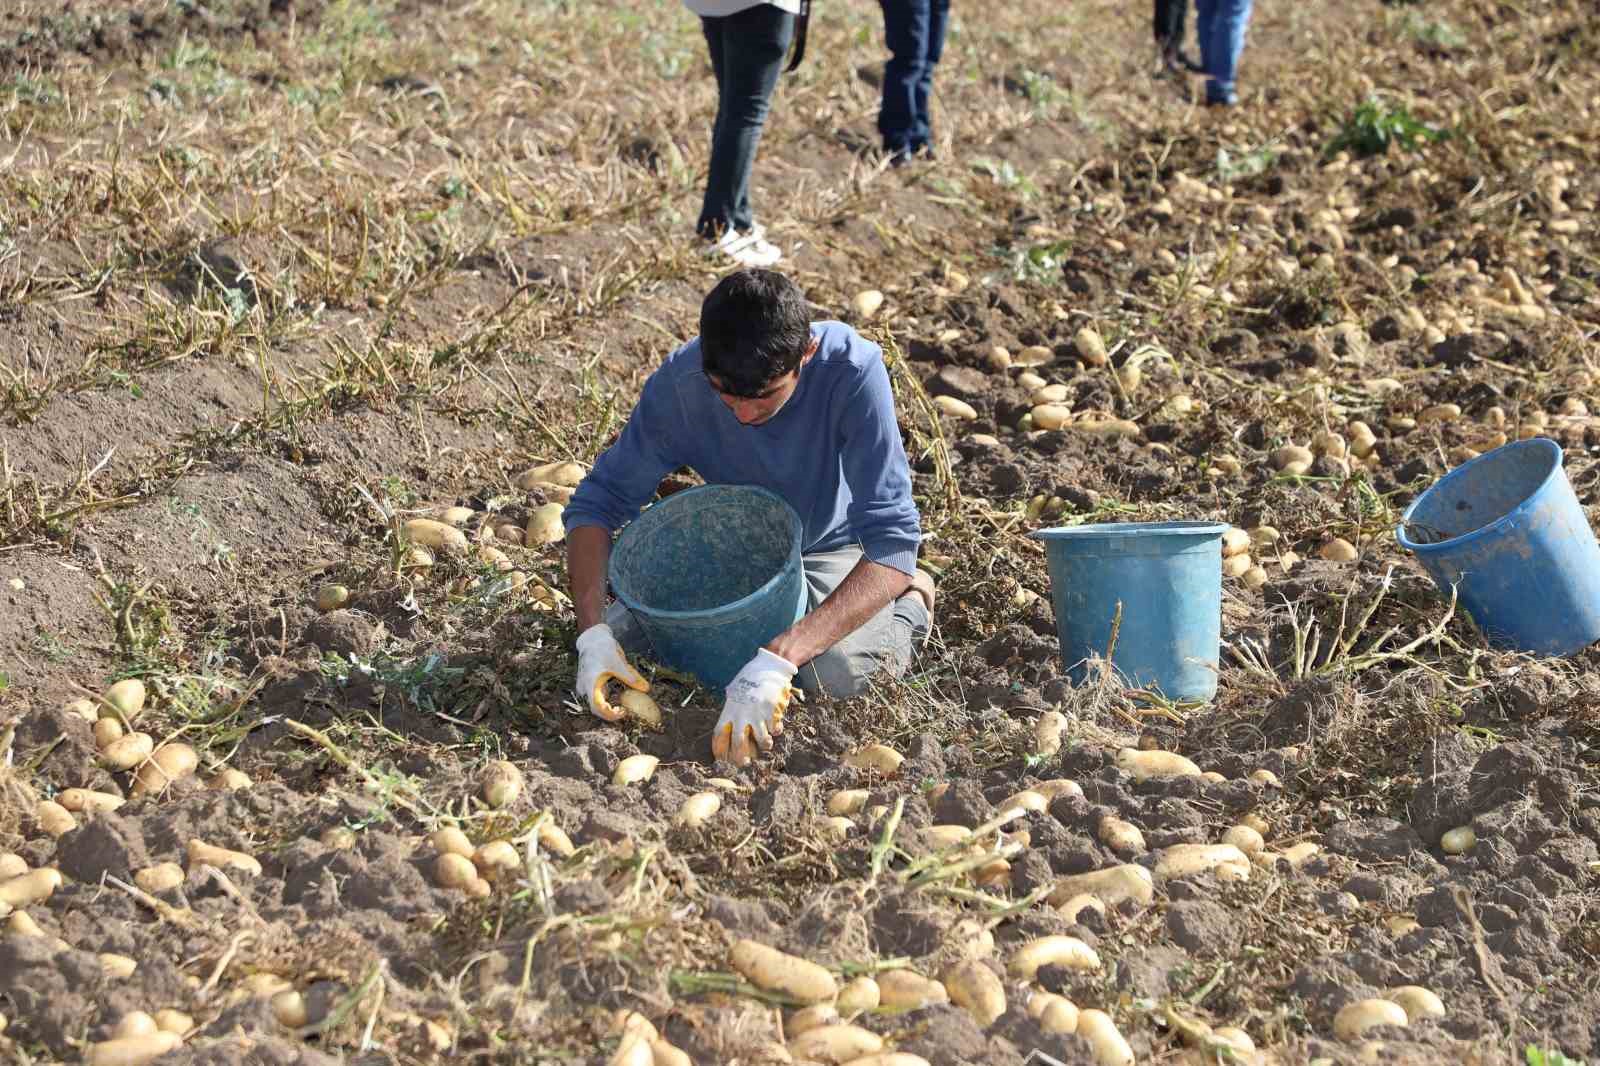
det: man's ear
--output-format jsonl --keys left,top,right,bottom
{"left": 800, "top": 336, "right": 820, "bottom": 365}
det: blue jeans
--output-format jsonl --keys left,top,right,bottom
{"left": 698, "top": 5, "right": 794, "bottom": 237}
{"left": 876, "top": 0, "right": 951, "bottom": 154}
{"left": 1195, "top": 0, "right": 1252, "bottom": 104}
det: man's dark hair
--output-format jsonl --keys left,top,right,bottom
{"left": 699, "top": 269, "right": 811, "bottom": 398}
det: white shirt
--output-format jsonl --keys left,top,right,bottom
{"left": 682, "top": 0, "right": 801, "bottom": 16}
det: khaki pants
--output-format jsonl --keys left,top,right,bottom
{"left": 605, "top": 546, "right": 930, "bottom": 698}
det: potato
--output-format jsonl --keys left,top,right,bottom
{"left": 538, "top": 821, "right": 577, "bottom": 858}
{"left": 1155, "top": 843, "right": 1251, "bottom": 881}
{"left": 320, "top": 827, "right": 357, "bottom": 850}
{"left": 1072, "top": 418, "right": 1141, "bottom": 439}
{"left": 439, "top": 505, "right": 477, "bottom": 527}
{"left": 844, "top": 744, "right": 903, "bottom": 774}
{"left": 1386, "top": 985, "right": 1446, "bottom": 1023}
{"left": 186, "top": 838, "right": 262, "bottom": 877}
{"left": 876, "top": 968, "right": 948, "bottom": 1010}
{"left": 1241, "top": 565, "right": 1269, "bottom": 590}
{"left": 36, "top": 800, "right": 77, "bottom": 838}
{"left": 435, "top": 852, "right": 480, "bottom": 890}
{"left": 1077, "top": 1009, "right": 1134, "bottom": 1066}
{"left": 836, "top": 1056, "right": 929, "bottom": 1066}
{"left": 1029, "top": 383, "right": 1070, "bottom": 405}
{"left": 614, "top": 689, "right": 662, "bottom": 729}
{"left": 1097, "top": 816, "right": 1146, "bottom": 855}
{"left": 729, "top": 939, "right": 837, "bottom": 1005}
{"left": 314, "top": 585, "right": 350, "bottom": 612}
{"left": 103, "top": 679, "right": 147, "bottom": 721}
{"left": 86, "top": 1032, "right": 183, "bottom": 1066}
{"left": 58, "top": 788, "right": 125, "bottom": 813}
{"left": 401, "top": 518, "right": 468, "bottom": 553}
{"left": 650, "top": 1040, "right": 693, "bottom": 1066}
{"left": 526, "top": 503, "right": 566, "bottom": 545}
{"left": 432, "top": 826, "right": 474, "bottom": 857}
{"left": 8, "top": 909, "right": 47, "bottom": 937}
{"left": 607, "top": 1037, "right": 654, "bottom": 1066}
{"left": 1239, "top": 813, "right": 1269, "bottom": 836}
{"left": 1014, "top": 344, "right": 1054, "bottom": 367}
{"left": 0, "top": 868, "right": 62, "bottom": 908}
{"left": 1320, "top": 538, "right": 1359, "bottom": 562}
{"left": 1220, "top": 528, "right": 1251, "bottom": 558}
{"left": 612, "top": 754, "right": 659, "bottom": 787}
{"left": 1282, "top": 841, "right": 1321, "bottom": 867}
{"left": 153, "top": 1010, "right": 193, "bottom": 1036}
{"left": 999, "top": 789, "right": 1048, "bottom": 816}
{"left": 94, "top": 718, "right": 126, "bottom": 750}
{"left": 1440, "top": 826, "right": 1475, "bottom": 854}
{"left": 473, "top": 841, "right": 521, "bottom": 881}
{"left": 852, "top": 290, "right": 885, "bottom": 319}
{"left": 973, "top": 859, "right": 1010, "bottom": 888}
{"left": 207, "top": 768, "right": 252, "bottom": 791}
{"left": 986, "top": 346, "right": 1013, "bottom": 370}
{"left": 0, "top": 854, "right": 27, "bottom": 880}
{"left": 272, "top": 988, "right": 309, "bottom": 1027}
{"left": 1334, "top": 998, "right": 1409, "bottom": 1040}
{"left": 1048, "top": 864, "right": 1153, "bottom": 909}
{"left": 1311, "top": 430, "right": 1348, "bottom": 458}
{"left": 1271, "top": 445, "right": 1313, "bottom": 470}
{"left": 1008, "top": 935, "right": 1100, "bottom": 979}
{"left": 1418, "top": 403, "right": 1462, "bottom": 425}
{"left": 837, "top": 975, "right": 880, "bottom": 1014}
{"left": 947, "top": 918, "right": 994, "bottom": 959}
{"left": 101, "top": 953, "right": 138, "bottom": 979}
{"left": 1222, "top": 825, "right": 1265, "bottom": 855}
{"left": 65, "top": 697, "right": 100, "bottom": 722}
{"left": 1034, "top": 994, "right": 1080, "bottom": 1035}
{"left": 942, "top": 960, "right": 1005, "bottom": 1027}
{"left": 515, "top": 460, "right": 587, "bottom": 491}
{"left": 1033, "top": 778, "right": 1083, "bottom": 802}
{"left": 113, "top": 1012, "right": 159, "bottom": 1038}
{"left": 1249, "top": 768, "right": 1283, "bottom": 788}
{"left": 787, "top": 1004, "right": 840, "bottom": 1036}
{"left": 1032, "top": 711, "right": 1066, "bottom": 757}
{"left": 816, "top": 816, "right": 854, "bottom": 843}
{"left": 481, "top": 760, "right": 524, "bottom": 809}
{"left": 791, "top": 1023, "right": 884, "bottom": 1063}
{"left": 1055, "top": 892, "right": 1105, "bottom": 925}
{"left": 676, "top": 791, "right": 723, "bottom": 829}
{"left": 132, "top": 743, "right": 199, "bottom": 796}
{"left": 1074, "top": 327, "right": 1109, "bottom": 367}
{"left": 933, "top": 396, "right": 978, "bottom": 420}
{"left": 1222, "top": 553, "right": 1253, "bottom": 579}
{"left": 827, "top": 789, "right": 870, "bottom": 817}
{"left": 1030, "top": 404, "right": 1072, "bottom": 431}
{"left": 134, "top": 863, "right": 186, "bottom": 894}
{"left": 1116, "top": 747, "right": 1201, "bottom": 780}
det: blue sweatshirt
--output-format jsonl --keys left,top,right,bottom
{"left": 562, "top": 321, "right": 922, "bottom": 575}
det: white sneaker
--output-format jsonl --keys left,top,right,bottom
{"left": 706, "top": 224, "right": 782, "bottom": 268}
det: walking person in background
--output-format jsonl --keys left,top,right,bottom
{"left": 876, "top": 0, "right": 951, "bottom": 166}
{"left": 686, "top": 0, "right": 802, "bottom": 267}
{"left": 1153, "top": 0, "right": 1198, "bottom": 75}
{"left": 1195, "top": 0, "right": 1253, "bottom": 107}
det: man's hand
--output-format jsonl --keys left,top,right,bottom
{"left": 712, "top": 648, "right": 798, "bottom": 766}
{"left": 575, "top": 624, "right": 648, "bottom": 721}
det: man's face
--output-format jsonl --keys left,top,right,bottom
{"left": 706, "top": 339, "right": 818, "bottom": 426}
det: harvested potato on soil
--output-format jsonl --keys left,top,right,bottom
{"left": 1116, "top": 747, "right": 1201, "bottom": 780}
{"left": 612, "top": 754, "right": 659, "bottom": 787}
{"left": 1008, "top": 935, "right": 1101, "bottom": 978}
{"left": 1076, "top": 1009, "right": 1134, "bottom": 1066}
{"left": 941, "top": 959, "right": 1005, "bottom": 1026}
{"left": 790, "top": 1023, "right": 884, "bottom": 1063}
{"left": 480, "top": 760, "right": 524, "bottom": 809}
{"left": 401, "top": 518, "right": 468, "bottom": 553}
{"left": 843, "top": 744, "right": 903, "bottom": 774}
{"left": 131, "top": 743, "right": 199, "bottom": 795}
{"left": 729, "top": 940, "right": 837, "bottom": 1004}
{"left": 876, "top": 968, "right": 949, "bottom": 1009}
{"left": 186, "top": 839, "right": 262, "bottom": 877}
{"left": 1334, "top": 998, "right": 1409, "bottom": 1039}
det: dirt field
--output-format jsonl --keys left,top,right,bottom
{"left": 2, "top": 0, "right": 1598, "bottom": 1063}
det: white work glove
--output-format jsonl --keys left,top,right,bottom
{"left": 712, "top": 648, "right": 799, "bottom": 766}
{"left": 575, "top": 624, "right": 648, "bottom": 721}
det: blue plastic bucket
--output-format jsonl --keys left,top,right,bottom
{"left": 609, "top": 484, "right": 807, "bottom": 690}
{"left": 1031, "top": 521, "right": 1228, "bottom": 702}
{"left": 1396, "top": 438, "right": 1600, "bottom": 656}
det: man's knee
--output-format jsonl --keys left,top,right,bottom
{"left": 796, "top": 646, "right": 873, "bottom": 699}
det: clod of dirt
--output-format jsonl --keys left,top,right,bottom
{"left": 930, "top": 365, "right": 991, "bottom": 400}
{"left": 1467, "top": 742, "right": 1546, "bottom": 813}
{"left": 55, "top": 810, "right": 150, "bottom": 883}
{"left": 300, "top": 609, "right": 387, "bottom": 659}
{"left": 1325, "top": 817, "right": 1425, "bottom": 863}
{"left": 932, "top": 780, "right": 994, "bottom": 828}
{"left": 0, "top": 934, "right": 111, "bottom": 1056}
{"left": 898, "top": 1003, "right": 992, "bottom": 1062}
{"left": 751, "top": 778, "right": 806, "bottom": 825}
{"left": 1164, "top": 900, "right": 1238, "bottom": 955}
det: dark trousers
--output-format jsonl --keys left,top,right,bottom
{"left": 876, "top": 0, "right": 950, "bottom": 154}
{"left": 698, "top": 5, "right": 794, "bottom": 237}
{"left": 1154, "top": 0, "right": 1188, "bottom": 44}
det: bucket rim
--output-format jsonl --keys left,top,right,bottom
{"left": 1030, "top": 520, "right": 1229, "bottom": 542}
{"left": 608, "top": 483, "right": 804, "bottom": 623}
{"left": 1395, "top": 437, "right": 1563, "bottom": 554}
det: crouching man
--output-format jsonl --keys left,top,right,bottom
{"left": 562, "top": 269, "right": 935, "bottom": 765}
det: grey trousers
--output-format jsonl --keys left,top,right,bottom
{"left": 604, "top": 546, "right": 930, "bottom": 698}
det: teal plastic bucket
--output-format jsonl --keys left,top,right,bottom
{"left": 1031, "top": 521, "right": 1228, "bottom": 702}
{"left": 1396, "top": 438, "right": 1600, "bottom": 656}
{"left": 609, "top": 484, "right": 807, "bottom": 691}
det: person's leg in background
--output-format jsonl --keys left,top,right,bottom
{"left": 696, "top": 4, "right": 794, "bottom": 261}
{"left": 1199, "top": 0, "right": 1252, "bottom": 105}
{"left": 792, "top": 548, "right": 933, "bottom": 698}
{"left": 1194, "top": 0, "right": 1217, "bottom": 91}
{"left": 909, "top": 0, "right": 950, "bottom": 157}
{"left": 1154, "top": 0, "right": 1194, "bottom": 73}
{"left": 876, "top": 0, "right": 930, "bottom": 163}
